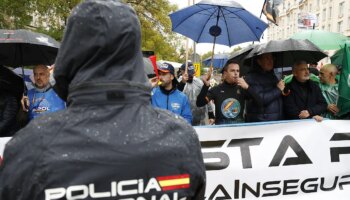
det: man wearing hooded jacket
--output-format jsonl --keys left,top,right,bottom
{"left": 0, "top": 1, "right": 206, "bottom": 200}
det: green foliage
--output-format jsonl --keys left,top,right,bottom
{"left": 0, "top": 0, "right": 181, "bottom": 60}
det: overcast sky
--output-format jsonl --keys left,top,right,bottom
{"left": 167, "top": 0, "right": 267, "bottom": 55}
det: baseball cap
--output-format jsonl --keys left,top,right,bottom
{"left": 180, "top": 62, "right": 193, "bottom": 71}
{"left": 187, "top": 65, "right": 195, "bottom": 75}
{"left": 158, "top": 62, "right": 175, "bottom": 76}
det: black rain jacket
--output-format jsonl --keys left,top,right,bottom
{"left": 0, "top": 1, "right": 206, "bottom": 200}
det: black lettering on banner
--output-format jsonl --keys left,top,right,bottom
{"left": 300, "top": 178, "right": 318, "bottom": 193}
{"left": 201, "top": 140, "right": 226, "bottom": 148}
{"left": 282, "top": 179, "right": 299, "bottom": 195}
{"left": 242, "top": 182, "right": 260, "bottom": 198}
{"left": 208, "top": 184, "right": 231, "bottom": 200}
{"left": 262, "top": 181, "right": 281, "bottom": 197}
{"left": 320, "top": 176, "right": 338, "bottom": 191}
{"left": 330, "top": 133, "right": 350, "bottom": 162}
{"left": 227, "top": 138, "right": 263, "bottom": 169}
{"left": 202, "top": 152, "right": 230, "bottom": 171}
{"left": 269, "top": 135, "right": 312, "bottom": 167}
{"left": 234, "top": 180, "right": 239, "bottom": 199}
{"left": 339, "top": 175, "right": 350, "bottom": 190}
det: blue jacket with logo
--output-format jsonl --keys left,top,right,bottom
{"left": 151, "top": 87, "right": 192, "bottom": 124}
{"left": 28, "top": 87, "right": 66, "bottom": 120}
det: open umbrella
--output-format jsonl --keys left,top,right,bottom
{"left": 0, "top": 29, "right": 60, "bottom": 66}
{"left": 169, "top": 0, "right": 267, "bottom": 70}
{"left": 244, "top": 38, "right": 328, "bottom": 68}
{"left": 228, "top": 45, "right": 256, "bottom": 75}
{"left": 291, "top": 30, "right": 348, "bottom": 50}
{"left": 334, "top": 41, "right": 350, "bottom": 116}
{"left": 203, "top": 53, "right": 229, "bottom": 69}
{"left": 0, "top": 29, "right": 60, "bottom": 95}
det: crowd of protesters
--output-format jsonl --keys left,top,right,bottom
{"left": 149, "top": 52, "right": 348, "bottom": 126}
{"left": 0, "top": 53, "right": 349, "bottom": 136}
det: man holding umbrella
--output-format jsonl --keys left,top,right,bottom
{"left": 177, "top": 62, "right": 214, "bottom": 125}
{"left": 197, "top": 60, "right": 259, "bottom": 124}
{"left": 245, "top": 53, "right": 285, "bottom": 122}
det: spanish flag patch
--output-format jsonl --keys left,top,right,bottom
{"left": 157, "top": 174, "right": 190, "bottom": 191}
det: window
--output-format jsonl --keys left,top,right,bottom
{"left": 328, "top": 24, "right": 331, "bottom": 31}
{"left": 338, "top": 21, "right": 343, "bottom": 33}
{"left": 339, "top": 2, "right": 344, "bottom": 17}
{"left": 322, "top": 8, "right": 326, "bottom": 20}
{"left": 309, "top": 3, "right": 312, "bottom": 12}
{"left": 329, "top": 7, "right": 332, "bottom": 19}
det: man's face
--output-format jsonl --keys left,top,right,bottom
{"left": 223, "top": 63, "right": 240, "bottom": 84}
{"left": 257, "top": 53, "right": 274, "bottom": 71}
{"left": 34, "top": 65, "right": 50, "bottom": 89}
{"left": 293, "top": 64, "right": 310, "bottom": 83}
{"left": 159, "top": 71, "right": 173, "bottom": 87}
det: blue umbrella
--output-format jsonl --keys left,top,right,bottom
{"left": 203, "top": 53, "right": 229, "bottom": 69}
{"left": 169, "top": 0, "right": 267, "bottom": 70}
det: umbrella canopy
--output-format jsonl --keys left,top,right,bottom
{"left": 244, "top": 38, "right": 328, "bottom": 68}
{"left": 169, "top": 0, "right": 268, "bottom": 47}
{"left": 0, "top": 29, "right": 60, "bottom": 67}
{"left": 228, "top": 45, "right": 255, "bottom": 75}
{"left": 291, "top": 30, "right": 348, "bottom": 50}
{"left": 333, "top": 41, "right": 350, "bottom": 116}
{"left": 0, "top": 66, "right": 24, "bottom": 99}
{"left": 203, "top": 53, "right": 229, "bottom": 68}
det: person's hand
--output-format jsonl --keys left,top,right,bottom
{"left": 299, "top": 110, "right": 310, "bottom": 119}
{"left": 149, "top": 76, "right": 159, "bottom": 88}
{"left": 208, "top": 118, "right": 215, "bottom": 125}
{"left": 181, "top": 73, "right": 189, "bottom": 83}
{"left": 277, "top": 80, "right": 285, "bottom": 92}
{"left": 236, "top": 77, "right": 249, "bottom": 90}
{"left": 21, "top": 96, "right": 29, "bottom": 112}
{"left": 327, "top": 104, "right": 339, "bottom": 115}
{"left": 313, "top": 115, "right": 323, "bottom": 122}
{"left": 202, "top": 74, "right": 211, "bottom": 87}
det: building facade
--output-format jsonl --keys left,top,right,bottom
{"left": 267, "top": 0, "right": 350, "bottom": 40}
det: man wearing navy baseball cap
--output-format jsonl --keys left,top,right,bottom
{"left": 178, "top": 62, "right": 215, "bottom": 126}
{"left": 151, "top": 62, "right": 192, "bottom": 124}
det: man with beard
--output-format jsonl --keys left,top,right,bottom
{"left": 177, "top": 63, "right": 214, "bottom": 126}
{"left": 22, "top": 64, "right": 65, "bottom": 121}
{"left": 0, "top": 1, "right": 205, "bottom": 200}
{"left": 151, "top": 63, "right": 192, "bottom": 124}
{"left": 197, "top": 60, "right": 259, "bottom": 124}
{"left": 283, "top": 61, "right": 327, "bottom": 122}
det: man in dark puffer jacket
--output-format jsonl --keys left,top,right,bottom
{"left": 245, "top": 53, "right": 285, "bottom": 122}
{"left": 0, "top": 1, "right": 206, "bottom": 200}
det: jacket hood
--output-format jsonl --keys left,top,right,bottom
{"left": 54, "top": 0, "right": 150, "bottom": 102}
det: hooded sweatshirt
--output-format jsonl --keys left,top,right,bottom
{"left": 0, "top": 1, "right": 206, "bottom": 200}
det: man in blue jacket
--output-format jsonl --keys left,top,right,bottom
{"left": 151, "top": 63, "right": 192, "bottom": 124}
{"left": 22, "top": 65, "right": 65, "bottom": 120}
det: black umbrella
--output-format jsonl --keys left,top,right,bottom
{"left": 0, "top": 66, "right": 24, "bottom": 99}
{"left": 0, "top": 29, "right": 60, "bottom": 67}
{"left": 227, "top": 45, "right": 255, "bottom": 76}
{"left": 243, "top": 38, "right": 328, "bottom": 67}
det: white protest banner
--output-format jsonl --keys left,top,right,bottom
{"left": 1, "top": 120, "right": 349, "bottom": 200}
{"left": 195, "top": 120, "right": 350, "bottom": 200}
